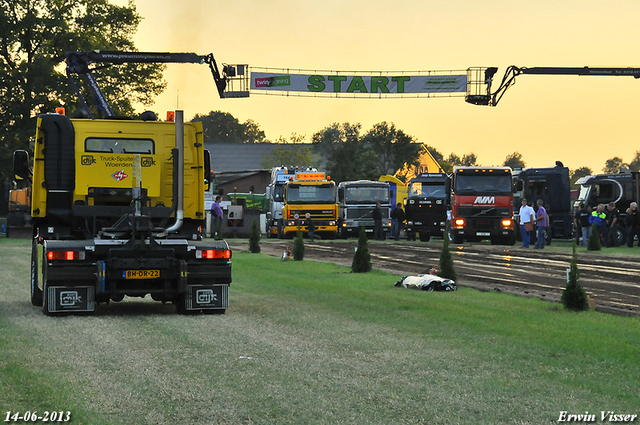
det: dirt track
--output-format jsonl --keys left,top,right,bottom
{"left": 230, "top": 238, "right": 640, "bottom": 317}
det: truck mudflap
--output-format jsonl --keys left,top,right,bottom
{"left": 44, "top": 285, "right": 95, "bottom": 314}
{"left": 184, "top": 284, "right": 229, "bottom": 311}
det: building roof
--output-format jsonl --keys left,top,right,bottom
{"left": 206, "top": 142, "right": 318, "bottom": 173}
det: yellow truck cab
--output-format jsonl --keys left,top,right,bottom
{"left": 280, "top": 170, "right": 338, "bottom": 238}
{"left": 27, "top": 112, "right": 231, "bottom": 315}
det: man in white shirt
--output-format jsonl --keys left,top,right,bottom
{"left": 519, "top": 198, "right": 535, "bottom": 248}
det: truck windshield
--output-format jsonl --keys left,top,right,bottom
{"left": 408, "top": 182, "right": 446, "bottom": 198}
{"left": 454, "top": 174, "right": 512, "bottom": 196}
{"left": 273, "top": 184, "right": 285, "bottom": 202}
{"left": 345, "top": 186, "right": 389, "bottom": 204}
{"left": 577, "top": 185, "right": 591, "bottom": 202}
{"left": 85, "top": 137, "right": 155, "bottom": 154}
{"left": 287, "top": 184, "right": 336, "bottom": 204}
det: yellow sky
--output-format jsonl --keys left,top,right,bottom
{"left": 113, "top": 0, "right": 640, "bottom": 172}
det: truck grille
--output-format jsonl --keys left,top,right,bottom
{"left": 345, "top": 207, "right": 389, "bottom": 220}
{"left": 456, "top": 207, "right": 511, "bottom": 218}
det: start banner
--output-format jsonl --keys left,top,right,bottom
{"left": 250, "top": 72, "right": 467, "bottom": 95}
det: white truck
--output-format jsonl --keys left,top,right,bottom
{"left": 337, "top": 180, "right": 391, "bottom": 238}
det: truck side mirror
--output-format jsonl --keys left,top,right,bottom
{"left": 204, "top": 150, "right": 212, "bottom": 187}
{"left": 12, "top": 150, "right": 30, "bottom": 182}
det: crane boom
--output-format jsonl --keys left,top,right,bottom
{"left": 66, "top": 50, "right": 229, "bottom": 118}
{"left": 466, "top": 65, "right": 640, "bottom": 106}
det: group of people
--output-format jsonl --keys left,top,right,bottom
{"left": 575, "top": 201, "right": 640, "bottom": 248}
{"left": 518, "top": 198, "right": 549, "bottom": 249}
{"left": 374, "top": 202, "right": 404, "bottom": 241}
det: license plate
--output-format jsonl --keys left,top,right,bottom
{"left": 123, "top": 269, "right": 160, "bottom": 279}
{"left": 476, "top": 232, "right": 491, "bottom": 237}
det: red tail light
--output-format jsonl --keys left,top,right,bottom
{"left": 47, "top": 250, "right": 85, "bottom": 261}
{"left": 196, "top": 249, "right": 232, "bottom": 259}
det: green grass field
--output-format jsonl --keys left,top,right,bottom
{"left": 1, "top": 237, "right": 639, "bottom": 424}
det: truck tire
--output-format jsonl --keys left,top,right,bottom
{"left": 611, "top": 224, "right": 625, "bottom": 247}
{"left": 30, "top": 240, "right": 43, "bottom": 306}
{"left": 419, "top": 233, "right": 431, "bottom": 242}
{"left": 505, "top": 234, "right": 517, "bottom": 246}
{"left": 6, "top": 211, "right": 25, "bottom": 227}
{"left": 448, "top": 228, "right": 463, "bottom": 245}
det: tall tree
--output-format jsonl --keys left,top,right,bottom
{"left": 261, "top": 133, "right": 318, "bottom": 169}
{"left": 423, "top": 145, "right": 444, "bottom": 163}
{"left": 191, "top": 110, "right": 266, "bottom": 143}
{"left": 503, "top": 152, "right": 526, "bottom": 169}
{"left": 0, "top": 0, "right": 164, "bottom": 189}
{"left": 461, "top": 153, "right": 479, "bottom": 166}
{"left": 570, "top": 166, "right": 592, "bottom": 189}
{"left": 446, "top": 153, "right": 462, "bottom": 166}
{"left": 445, "top": 152, "right": 478, "bottom": 167}
{"left": 629, "top": 151, "right": 640, "bottom": 172}
{"left": 312, "top": 122, "right": 369, "bottom": 182}
{"left": 361, "top": 122, "right": 421, "bottom": 177}
{"left": 602, "top": 157, "right": 628, "bottom": 174}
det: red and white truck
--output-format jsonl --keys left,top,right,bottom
{"left": 449, "top": 166, "right": 516, "bottom": 245}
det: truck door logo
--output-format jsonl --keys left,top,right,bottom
{"left": 111, "top": 170, "right": 128, "bottom": 182}
{"left": 474, "top": 196, "right": 495, "bottom": 204}
{"left": 196, "top": 289, "right": 218, "bottom": 304}
{"left": 81, "top": 155, "right": 96, "bottom": 165}
{"left": 60, "top": 291, "right": 82, "bottom": 306}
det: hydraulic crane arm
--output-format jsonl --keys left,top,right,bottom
{"left": 66, "top": 50, "right": 230, "bottom": 118}
{"left": 466, "top": 65, "right": 640, "bottom": 106}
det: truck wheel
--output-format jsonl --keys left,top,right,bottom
{"left": 448, "top": 229, "right": 463, "bottom": 245}
{"left": 419, "top": 233, "right": 431, "bottom": 242}
{"left": 6, "top": 211, "right": 25, "bottom": 227}
{"left": 612, "top": 224, "right": 626, "bottom": 247}
{"left": 30, "top": 240, "right": 43, "bottom": 306}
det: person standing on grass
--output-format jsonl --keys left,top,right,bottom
{"left": 575, "top": 202, "right": 591, "bottom": 247}
{"left": 305, "top": 213, "right": 319, "bottom": 242}
{"left": 373, "top": 202, "right": 384, "bottom": 241}
{"left": 211, "top": 195, "right": 223, "bottom": 239}
{"left": 534, "top": 199, "right": 548, "bottom": 249}
{"left": 589, "top": 203, "right": 607, "bottom": 244}
{"left": 625, "top": 202, "right": 640, "bottom": 247}
{"left": 519, "top": 198, "right": 535, "bottom": 248}
{"left": 605, "top": 202, "right": 620, "bottom": 247}
{"left": 390, "top": 202, "right": 405, "bottom": 241}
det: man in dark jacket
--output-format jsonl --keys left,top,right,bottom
{"left": 605, "top": 202, "right": 620, "bottom": 247}
{"left": 625, "top": 202, "right": 640, "bottom": 247}
{"left": 373, "top": 202, "right": 384, "bottom": 240}
{"left": 390, "top": 203, "right": 405, "bottom": 241}
{"left": 305, "top": 213, "right": 319, "bottom": 242}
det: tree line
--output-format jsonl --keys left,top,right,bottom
{"left": 191, "top": 110, "right": 636, "bottom": 189}
{"left": 1, "top": 0, "right": 636, "bottom": 198}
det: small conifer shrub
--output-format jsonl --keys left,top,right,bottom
{"left": 561, "top": 244, "right": 589, "bottom": 311}
{"left": 249, "top": 219, "right": 261, "bottom": 253}
{"left": 293, "top": 230, "right": 305, "bottom": 261}
{"left": 438, "top": 236, "right": 457, "bottom": 281}
{"left": 587, "top": 225, "right": 602, "bottom": 251}
{"left": 351, "top": 227, "right": 372, "bottom": 273}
